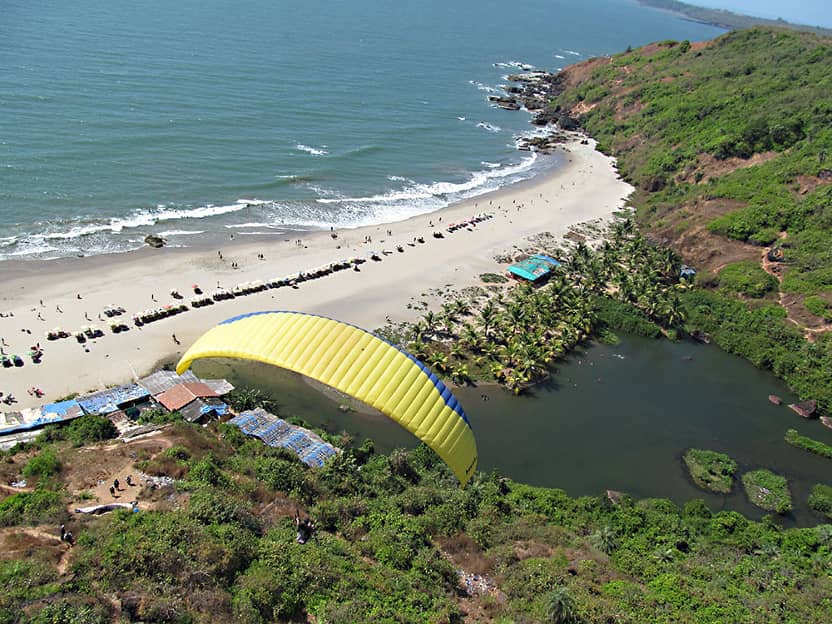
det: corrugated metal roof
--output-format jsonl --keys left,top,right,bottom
{"left": 77, "top": 384, "right": 149, "bottom": 415}
{"left": 180, "top": 398, "right": 228, "bottom": 423}
{"left": 137, "top": 369, "right": 199, "bottom": 395}
{"left": 156, "top": 382, "right": 217, "bottom": 411}
{"left": 229, "top": 408, "right": 339, "bottom": 468}
{"left": 202, "top": 378, "right": 234, "bottom": 395}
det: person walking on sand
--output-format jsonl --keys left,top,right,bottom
{"left": 113, "top": 478, "right": 120, "bottom": 491}
{"left": 172, "top": 334, "right": 179, "bottom": 345}
{"left": 109, "top": 485, "right": 116, "bottom": 499}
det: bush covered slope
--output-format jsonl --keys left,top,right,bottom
{"left": 548, "top": 27, "right": 832, "bottom": 411}
{"left": 1, "top": 423, "right": 831, "bottom": 623}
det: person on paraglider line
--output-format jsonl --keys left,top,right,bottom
{"left": 295, "top": 512, "right": 314, "bottom": 544}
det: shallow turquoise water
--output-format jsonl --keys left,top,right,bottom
{"left": 0, "top": 0, "right": 722, "bottom": 259}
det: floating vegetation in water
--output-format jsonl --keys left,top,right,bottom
{"left": 742, "top": 469, "right": 792, "bottom": 514}
{"left": 683, "top": 448, "right": 737, "bottom": 494}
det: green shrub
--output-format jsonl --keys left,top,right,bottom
{"left": 807, "top": 483, "right": 832, "bottom": 519}
{"left": 66, "top": 415, "right": 118, "bottom": 446}
{"left": 593, "top": 296, "right": 662, "bottom": 338}
{"left": 188, "top": 455, "right": 230, "bottom": 488}
{"left": 22, "top": 448, "right": 61, "bottom": 479}
{"left": 163, "top": 444, "right": 191, "bottom": 461}
{"left": 480, "top": 272, "right": 509, "bottom": 284}
{"left": 137, "top": 407, "right": 181, "bottom": 425}
{"left": 803, "top": 295, "right": 832, "bottom": 319}
{"left": 717, "top": 261, "right": 778, "bottom": 298}
{"left": 27, "top": 600, "right": 110, "bottom": 624}
{"left": 0, "top": 487, "right": 66, "bottom": 526}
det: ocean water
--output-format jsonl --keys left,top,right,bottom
{"left": 0, "top": 0, "right": 723, "bottom": 260}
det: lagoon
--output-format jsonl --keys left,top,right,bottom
{"left": 195, "top": 334, "right": 832, "bottom": 527}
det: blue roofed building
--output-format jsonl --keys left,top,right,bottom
{"left": 506, "top": 254, "right": 561, "bottom": 283}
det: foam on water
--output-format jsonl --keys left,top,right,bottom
{"left": 155, "top": 229, "right": 206, "bottom": 237}
{"left": 295, "top": 144, "right": 329, "bottom": 156}
{"left": 0, "top": 0, "right": 724, "bottom": 261}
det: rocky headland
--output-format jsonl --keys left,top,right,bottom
{"left": 490, "top": 70, "right": 582, "bottom": 153}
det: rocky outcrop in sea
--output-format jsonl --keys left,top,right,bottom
{"left": 493, "top": 70, "right": 581, "bottom": 153}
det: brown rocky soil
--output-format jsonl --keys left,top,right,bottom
{"left": 649, "top": 198, "right": 759, "bottom": 274}
{"left": 677, "top": 151, "right": 779, "bottom": 184}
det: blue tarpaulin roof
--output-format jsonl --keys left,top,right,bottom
{"left": 507, "top": 254, "right": 561, "bottom": 282}
{"left": 230, "top": 408, "right": 339, "bottom": 468}
{"left": 532, "top": 254, "right": 561, "bottom": 266}
{"left": 1, "top": 405, "right": 82, "bottom": 436}
{"left": 42, "top": 399, "right": 82, "bottom": 417}
{"left": 77, "top": 384, "right": 150, "bottom": 415}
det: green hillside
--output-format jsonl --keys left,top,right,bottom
{"left": 1, "top": 421, "right": 831, "bottom": 623}
{"left": 547, "top": 27, "right": 832, "bottom": 411}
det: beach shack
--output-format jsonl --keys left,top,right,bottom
{"left": 77, "top": 383, "right": 150, "bottom": 416}
{"left": 0, "top": 400, "right": 84, "bottom": 449}
{"left": 229, "top": 408, "right": 339, "bottom": 467}
{"left": 156, "top": 382, "right": 227, "bottom": 424}
{"left": 506, "top": 254, "right": 561, "bottom": 284}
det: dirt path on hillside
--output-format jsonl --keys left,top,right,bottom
{"left": 760, "top": 233, "right": 830, "bottom": 341}
{"left": 0, "top": 526, "right": 72, "bottom": 575}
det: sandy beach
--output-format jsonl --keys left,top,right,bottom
{"left": 0, "top": 138, "right": 632, "bottom": 411}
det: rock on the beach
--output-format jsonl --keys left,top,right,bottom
{"left": 144, "top": 234, "right": 167, "bottom": 248}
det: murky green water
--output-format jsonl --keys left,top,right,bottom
{"left": 194, "top": 335, "right": 832, "bottom": 526}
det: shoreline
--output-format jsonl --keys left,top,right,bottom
{"left": 0, "top": 137, "right": 633, "bottom": 411}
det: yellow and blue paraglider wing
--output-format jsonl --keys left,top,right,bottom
{"left": 176, "top": 311, "right": 477, "bottom": 484}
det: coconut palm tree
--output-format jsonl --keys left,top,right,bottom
{"left": 489, "top": 361, "right": 507, "bottom": 381}
{"left": 227, "top": 387, "right": 276, "bottom": 413}
{"left": 544, "top": 586, "right": 577, "bottom": 624}
{"left": 451, "top": 298, "right": 470, "bottom": 317}
{"left": 427, "top": 351, "right": 449, "bottom": 373}
{"left": 440, "top": 313, "right": 457, "bottom": 338}
{"left": 479, "top": 301, "right": 498, "bottom": 337}
{"left": 450, "top": 363, "right": 471, "bottom": 386}
{"left": 660, "top": 294, "right": 686, "bottom": 328}
{"left": 460, "top": 323, "right": 482, "bottom": 353}
{"left": 408, "top": 337, "right": 429, "bottom": 359}
{"left": 422, "top": 311, "right": 439, "bottom": 337}
{"left": 592, "top": 525, "right": 619, "bottom": 555}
